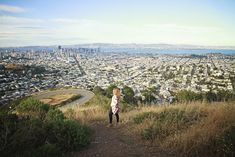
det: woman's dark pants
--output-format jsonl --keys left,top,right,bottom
{"left": 109, "top": 108, "right": 119, "bottom": 124}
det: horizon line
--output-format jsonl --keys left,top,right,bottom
{"left": 1, "top": 43, "right": 235, "bottom": 49}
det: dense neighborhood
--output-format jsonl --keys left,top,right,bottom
{"left": 0, "top": 47, "right": 235, "bottom": 105}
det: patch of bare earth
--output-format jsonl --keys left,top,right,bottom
{"left": 70, "top": 122, "right": 176, "bottom": 157}
{"left": 40, "top": 94, "right": 75, "bottom": 106}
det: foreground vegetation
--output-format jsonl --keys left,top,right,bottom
{"left": 1, "top": 85, "right": 234, "bottom": 157}
{"left": 0, "top": 97, "right": 91, "bottom": 157}
{"left": 71, "top": 91, "right": 235, "bottom": 157}
{"left": 132, "top": 102, "right": 235, "bottom": 157}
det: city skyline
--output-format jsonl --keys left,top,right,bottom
{"left": 0, "top": 0, "right": 235, "bottom": 47}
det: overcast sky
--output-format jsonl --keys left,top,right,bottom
{"left": 0, "top": 0, "right": 235, "bottom": 47}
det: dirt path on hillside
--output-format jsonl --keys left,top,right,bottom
{"left": 71, "top": 122, "right": 176, "bottom": 157}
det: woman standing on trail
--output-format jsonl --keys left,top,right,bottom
{"left": 108, "top": 88, "right": 120, "bottom": 126}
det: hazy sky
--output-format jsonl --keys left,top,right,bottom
{"left": 0, "top": 0, "right": 235, "bottom": 47}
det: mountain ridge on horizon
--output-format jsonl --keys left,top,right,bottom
{"left": 1, "top": 43, "right": 235, "bottom": 50}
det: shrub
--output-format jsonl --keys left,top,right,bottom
{"left": 211, "top": 126, "right": 235, "bottom": 157}
{"left": 216, "top": 90, "right": 235, "bottom": 102}
{"left": 0, "top": 96, "right": 30, "bottom": 114}
{"left": 93, "top": 86, "right": 106, "bottom": 96}
{"left": 205, "top": 91, "right": 217, "bottom": 102}
{"left": 175, "top": 90, "right": 235, "bottom": 103}
{"left": 45, "top": 120, "right": 91, "bottom": 151}
{"left": 34, "top": 143, "right": 61, "bottom": 157}
{"left": 16, "top": 97, "right": 50, "bottom": 119}
{"left": 2, "top": 118, "right": 47, "bottom": 157}
{"left": 175, "top": 90, "right": 203, "bottom": 102}
{"left": 141, "top": 89, "right": 156, "bottom": 104}
{"left": 45, "top": 109, "right": 64, "bottom": 121}
{"left": 0, "top": 98, "right": 91, "bottom": 157}
{"left": 0, "top": 113, "right": 19, "bottom": 153}
{"left": 122, "top": 86, "right": 136, "bottom": 104}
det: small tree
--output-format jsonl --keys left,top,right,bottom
{"left": 141, "top": 89, "right": 156, "bottom": 104}
{"left": 122, "top": 86, "right": 135, "bottom": 104}
{"left": 175, "top": 90, "right": 203, "bottom": 102}
{"left": 205, "top": 91, "right": 217, "bottom": 102}
{"left": 92, "top": 86, "right": 106, "bottom": 96}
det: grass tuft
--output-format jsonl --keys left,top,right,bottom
{"left": 71, "top": 94, "right": 235, "bottom": 157}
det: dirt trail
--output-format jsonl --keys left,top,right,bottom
{"left": 71, "top": 122, "right": 175, "bottom": 157}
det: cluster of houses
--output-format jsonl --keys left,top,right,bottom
{"left": 0, "top": 49, "right": 234, "bottom": 105}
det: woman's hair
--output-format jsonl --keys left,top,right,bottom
{"left": 113, "top": 88, "right": 120, "bottom": 97}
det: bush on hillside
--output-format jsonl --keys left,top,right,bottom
{"left": 175, "top": 90, "right": 203, "bottom": 102}
{"left": 16, "top": 97, "right": 50, "bottom": 119}
{"left": 93, "top": 86, "right": 106, "bottom": 96}
{"left": 45, "top": 119, "right": 91, "bottom": 151}
{"left": 0, "top": 97, "right": 91, "bottom": 157}
{"left": 175, "top": 90, "right": 235, "bottom": 103}
{"left": 211, "top": 126, "right": 235, "bottom": 157}
{"left": 141, "top": 89, "right": 156, "bottom": 104}
{"left": 122, "top": 86, "right": 136, "bottom": 104}
{"left": 45, "top": 109, "right": 65, "bottom": 121}
{"left": 205, "top": 91, "right": 217, "bottom": 102}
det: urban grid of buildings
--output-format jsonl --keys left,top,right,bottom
{"left": 0, "top": 46, "right": 235, "bottom": 105}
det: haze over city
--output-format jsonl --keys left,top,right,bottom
{"left": 1, "top": 0, "right": 235, "bottom": 47}
{"left": 1, "top": 1, "right": 235, "bottom": 157}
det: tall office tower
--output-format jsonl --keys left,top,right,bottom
{"left": 58, "top": 45, "right": 63, "bottom": 57}
{"left": 0, "top": 52, "right": 3, "bottom": 60}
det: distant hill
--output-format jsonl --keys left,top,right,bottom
{"left": 1, "top": 43, "right": 235, "bottom": 50}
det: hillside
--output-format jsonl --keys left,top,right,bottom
{"left": 0, "top": 97, "right": 91, "bottom": 157}
{"left": 69, "top": 94, "right": 235, "bottom": 157}
{"left": 1, "top": 94, "right": 234, "bottom": 157}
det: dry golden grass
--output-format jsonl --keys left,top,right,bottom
{"left": 161, "top": 103, "right": 235, "bottom": 156}
{"left": 40, "top": 94, "right": 75, "bottom": 105}
{"left": 128, "top": 102, "right": 235, "bottom": 156}
{"left": 63, "top": 95, "right": 110, "bottom": 124}
{"left": 63, "top": 105, "right": 107, "bottom": 124}
{"left": 68, "top": 94, "right": 235, "bottom": 156}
